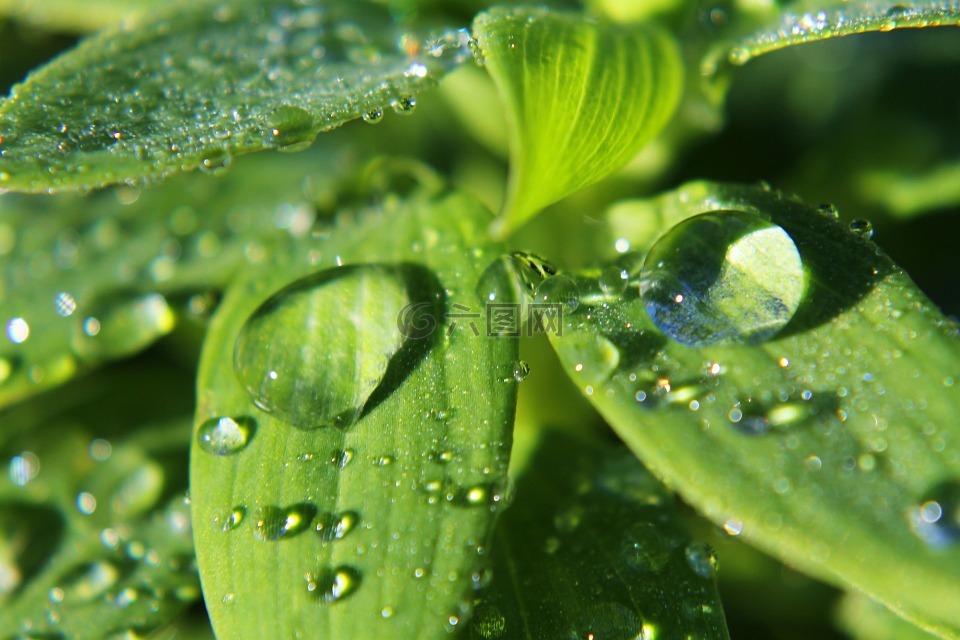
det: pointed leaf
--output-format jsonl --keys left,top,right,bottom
{"left": 0, "top": 0, "right": 469, "bottom": 193}
{"left": 466, "top": 430, "right": 729, "bottom": 640}
{"left": 190, "top": 191, "right": 520, "bottom": 639}
{"left": 548, "top": 182, "right": 960, "bottom": 638}
{"left": 473, "top": 7, "right": 684, "bottom": 235}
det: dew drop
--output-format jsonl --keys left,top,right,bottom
{"left": 218, "top": 506, "right": 246, "bottom": 532}
{"left": 234, "top": 265, "right": 413, "bottom": 430}
{"left": 391, "top": 95, "right": 417, "bottom": 115}
{"left": 199, "top": 150, "right": 232, "bottom": 175}
{"left": 640, "top": 210, "right": 804, "bottom": 346}
{"left": 315, "top": 511, "right": 360, "bottom": 541}
{"left": 196, "top": 416, "right": 256, "bottom": 456}
{"left": 598, "top": 265, "right": 630, "bottom": 300}
{"left": 263, "top": 105, "right": 315, "bottom": 152}
{"left": 684, "top": 542, "right": 718, "bottom": 578}
{"left": 536, "top": 275, "right": 580, "bottom": 313}
{"left": 849, "top": 218, "right": 874, "bottom": 239}
{"left": 72, "top": 293, "right": 175, "bottom": 361}
{"left": 252, "top": 503, "right": 317, "bottom": 541}
{"left": 54, "top": 292, "right": 78, "bottom": 317}
{"left": 361, "top": 108, "right": 384, "bottom": 124}
{"left": 476, "top": 255, "right": 523, "bottom": 304}
{"left": 910, "top": 480, "right": 960, "bottom": 548}
{"left": 622, "top": 523, "right": 674, "bottom": 573}
{"left": 307, "top": 565, "right": 362, "bottom": 604}
{"left": 510, "top": 361, "right": 530, "bottom": 382}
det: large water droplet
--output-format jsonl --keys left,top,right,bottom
{"left": 536, "top": 275, "right": 580, "bottom": 314}
{"left": 849, "top": 218, "right": 874, "bottom": 239}
{"left": 263, "top": 105, "right": 315, "bottom": 152}
{"left": 234, "top": 265, "right": 414, "bottom": 430}
{"left": 640, "top": 211, "right": 804, "bottom": 346}
{"left": 196, "top": 416, "right": 256, "bottom": 456}
{"left": 315, "top": 511, "right": 360, "bottom": 541}
{"left": 910, "top": 480, "right": 960, "bottom": 548}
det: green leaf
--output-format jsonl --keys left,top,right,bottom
{"left": 704, "top": 0, "right": 960, "bottom": 73}
{"left": 465, "top": 430, "right": 729, "bottom": 640}
{"left": 0, "top": 0, "right": 469, "bottom": 193}
{"left": 0, "top": 0, "right": 160, "bottom": 32}
{"left": 190, "top": 191, "right": 520, "bottom": 639}
{"left": 547, "top": 182, "right": 960, "bottom": 638}
{"left": 0, "top": 362, "right": 199, "bottom": 639}
{"left": 472, "top": 7, "right": 684, "bottom": 236}
{"left": 0, "top": 147, "right": 352, "bottom": 408}
{"left": 838, "top": 592, "right": 942, "bottom": 640}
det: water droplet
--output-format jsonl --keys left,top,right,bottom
{"left": 197, "top": 416, "right": 256, "bottom": 456}
{"left": 640, "top": 211, "right": 803, "bottom": 346}
{"left": 510, "top": 361, "right": 530, "bottom": 382}
{"left": 362, "top": 108, "right": 384, "bottom": 124}
{"left": 476, "top": 255, "right": 523, "bottom": 304}
{"left": 8, "top": 451, "right": 40, "bottom": 486}
{"left": 622, "top": 523, "right": 674, "bottom": 573}
{"left": 263, "top": 105, "right": 315, "bottom": 152}
{"left": 54, "top": 292, "right": 78, "bottom": 317}
{"left": 307, "top": 566, "right": 362, "bottom": 604}
{"left": 536, "top": 275, "right": 580, "bottom": 313}
{"left": 391, "top": 96, "right": 417, "bottom": 115}
{"left": 849, "top": 218, "right": 874, "bottom": 239}
{"left": 910, "top": 480, "right": 960, "bottom": 548}
{"left": 722, "top": 518, "right": 743, "bottom": 536}
{"left": 5, "top": 317, "right": 29, "bottom": 344}
{"left": 199, "top": 150, "right": 232, "bottom": 175}
{"left": 217, "top": 506, "right": 246, "bottom": 532}
{"left": 252, "top": 503, "right": 317, "bottom": 541}
{"left": 684, "top": 542, "right": 717, "bottom": 578}
{"left": 332, "top": 448, "right": 355, "bottom": 469}
{"left": 570, "top": 603, "right": 645, "bottom": 640}
{"left": 727, "top": 403, "right": 770, "bottom": 435}
{"left": 72, "top": 293, "right": 175, "bottom": 361}
{"left": 315, "top": 511, "right": 360, "bottom": 541}
{"left": 817, "top": 203, "right": 839, "bottom": 218}
{"left": 234, "top": 265, "right": 412, "bottom": 430}
{"left": 599, "top": 265, "right": 630, "bottom": 300}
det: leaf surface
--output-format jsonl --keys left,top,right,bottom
{"left": 549, "top": 181, "right": 960, "bottom": 638}
{"left": 190, "top": 191, "right": 520, "bottom": 639}
{"left": 473, "top": 7, "right": 684, "bottom": 235}
{"left": 0, "top": 0, "right": 468, "bottom": 192}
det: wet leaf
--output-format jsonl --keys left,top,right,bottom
{"left": 191, "top": 191, "right": 519, "bottom": 639}
{"left": 0, "top": 362, "right": 199, "bottom": 639}
{"left": 0, "top": 0, "right": 470, "bottom": 192}
{"left": 473, "top": 7, "right": 683, "bottom": 235}
{"left": 465, "top": 430, "right": 729, "bottom": 640}
{"left": 548, "top": 182, "right": 960, "bottom": 638}
{"left": 0, "top": 148, "right": 351, "bottom": 408}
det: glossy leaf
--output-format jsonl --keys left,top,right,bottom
{"left": 473, "top": 7, "right": 684, "bottom": 235}
{"left": 466, "top": 430, "right": 729, "bottom": 640}
{"left": 191, "top": 191, "right": 519, "bottom": 639}
{"left": 0, "top": 0, "right": 470, "bottom": 193}
{"left": 548, "top": 182, "right": 960, "bottom": 638}
{"left": 704, "top": 0, "right": 960, "bottom": 74}
{"left": 0, "top": 0, "right": 160, "bottom": 32}
{"left": 0, "top": 148, "right": 351, "bottom": 408}
{"left": 0, "top": 362, "right": 198, "bottom": 639}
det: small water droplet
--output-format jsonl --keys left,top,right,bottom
{"left": 727, "top": 403, "right": 770, "bottom": 435}
{"left": 817, "top": 203, "right": 839, "bottom": 218}
{"left": 199, "top": 150, "right": 232, "bottom": 175}
{"left": 391, "top": 96, "right": 417, "bottom": 115}
{"left": 849, "top": 218, "right": 874, "bottom": 239}
{"left": 5, "top": 317, "right": 30, "bottom": 344}
{"left": 54, "top": 292, "right": 78, "bottom": 317}
{"left": 234, "top": 265, "right": 412, "bottom": 430}
{"left": 536, "top": 275, "right": 580, "bottom": 313}
{"left": 910, "top": 480, "right": 960, "bottom": 548}
{"left": 8, "top": 451, "right": 40, "bottom": 486}
{"left": 252, "top": 503, "right": 317, "bottom": 541}
{"left": 307, "top": 565, "right": 362, "bottom": 604}
{"left": 217, "top": 506, "right": 246, "bottom": 532}
{"left": 315, "top": 511, "right": 360, "bottom": 541}
{"left": 263, "top": 105, "right": 315, "bottom": 152}
{"left": 684, "top": 542, "right": 718, "bottom": 578}
{"left": 510, "top": 361, "right": 530, "bottom": 382}
{"left": 599, "top": 265, "right": 630, "bottom": 300}
{"left": 361, "top": 108, "right": 384, "bottom": 124}
{"left": 197, "top": 416, "right": 256, "bottom": 455}
{"left": 332, "top": 448, "right": 355, "bottom": 469}
{"left": 722, "top": 518, "right": 743, "bottom": 536}
{"left": 640, "top": 211, "right": 803, "bottom": 346}
{"left": 622, "top": 523, "right": 674, "bottom": 573}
